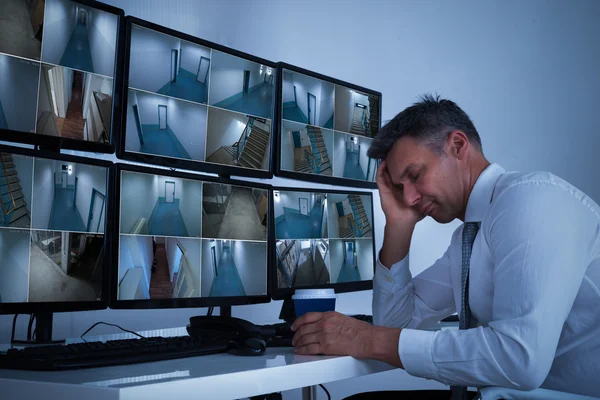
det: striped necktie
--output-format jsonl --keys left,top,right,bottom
{"left": 451, "top": 221, "right": 480, "bottom": 400}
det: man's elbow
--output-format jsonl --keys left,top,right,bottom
{"left": 504, "top": 353, "right": 551, "bottom": 391}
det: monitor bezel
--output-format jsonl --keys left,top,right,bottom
{"left": 109, "top": 162, "right": 273, "bottom": 309}
{"left": 273, "top": 61, "right": 382, "bottom": 189}
{"left": 116, "top": 16, "right": 277, "bottom": 180}
{"left": 0, "top": 144, "right": 113, "bottom": 315}
{"left": 0, "top": 0, "right": 125, "bottom": 154}
{"left": 269, "top": 185, "right": 376, "bottom": 300}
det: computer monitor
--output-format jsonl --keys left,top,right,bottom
{"left": 0, "top": 0, "right": 125, "bottom": 153}
{"left": 117, "top": 17, "right": 277, "bottom": 179}
{"left": 270, "top": 186, "right": 376, "bottom": 318}
{"left": 109, "top": 163, "right": 272, "bottom": 311}
{"left": 0, "top": 144, "right": 112, "bottom": 342}
{"left": 274, "top": 62, "right": 382, "bottom": 188}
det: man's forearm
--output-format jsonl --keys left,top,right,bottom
{"left": 366, "top": 326, "right": 403, "bottom": 368}
{"left": 379, "top": 222, "right": 414, "bottom": 268}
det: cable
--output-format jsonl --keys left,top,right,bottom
{"left": 10, "top": 314, "right": 19, "bottom": 344}
{"left": 80, "top": 322, "right": 146, "bottom": 339}
{"left": 319, "top": 384, "right": 331, "bottom": 400}
{"left": 207, "top": 307, "right": 214, "bottom": 316}
{"left": 27, "top": 314, "right": 35, "bottom": 341}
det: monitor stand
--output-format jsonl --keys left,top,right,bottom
{"left": 219, "top": 305, "right": 232, "bottom": 318}
{"left": 12, "top": 313, "right": 65, "bottom": 345}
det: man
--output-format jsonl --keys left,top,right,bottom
{"left": 290, "top": 95, "right": 600, "bottom": 398}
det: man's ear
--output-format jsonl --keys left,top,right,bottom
{"left": 446, "top": 130, "right": 469, "bottom": 160}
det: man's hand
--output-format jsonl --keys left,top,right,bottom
{"left": 290, "top": 311, "right": 403, "bottom": 368}
{"left": 376, "top": 160, "right": 424, "bottom": 226}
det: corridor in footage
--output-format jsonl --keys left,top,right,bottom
{"left": 49, "top": 184, "right": 85, "bottom": 232}
{"left": 209, "top": 245, "right": 246, "bottom": 297}
{"left": 60, "top": 18, "right": 94, "bottom": 72}
{"left": 336, "top": 242, "right": 361, "bottom": 283}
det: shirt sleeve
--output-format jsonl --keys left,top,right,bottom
{"left": 372, "top": 226, "right": 460, "bottom": 329}
{"left": 399, "top": 181, "right": 594, "bottom": 390}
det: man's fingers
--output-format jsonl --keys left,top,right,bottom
{"left": 295, "top": 342, "right": 321, "bottom": 355}
{"left": 293, "top": 332, "right": 319, "bottom": 348}
{"left": 291, "top": 322, "right": 320, "bottom": 346}
{"left": 290, "top": 312, "right": 323, "bottom": 331}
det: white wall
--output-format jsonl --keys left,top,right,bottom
{"left": 205, "top": 107, "right": 247, "bottom": 156}
{"left": 321, "top": 128, "right": 334, "bottom": 160}
{"left": 0, "top": 54, "right": 39, "bottom": 132}
{"left": 166, "top": 237, "right": 201, "bottom": 289}
{"left": 12, "top": 155, "right": 34, "bottom": 214}
{"left": 82, "top": 74, "right": 112, "bottom": 126}
{"left": 357, "top": 136, "right": 371, "bottom": 178}
{"left": 118, "top": 235, "right": 135, "bottom": 284}
{"left": 0, "top": 230, "right": 30, "bottom": 302}
{"left": 168, "top": 98, "right": 208, "bottom": 160}
{"left": 278, "top": 190, "right": 313, "bottom": 213}
{"left": 280, "top": 119, "right": 304, "bottom": 169}
{"left": 88, "top": 8, "right": 118, "bottom": 77}
{"left": 129, "top": 25, "right": 180, "bottom": 92}
{"left": 180, "top": 41, "right": 211, "bottom": 75}
{"left": 62, "top": 68, "right": 73, "bottom": 116}
{"left": 209, "top": 50, "right": 263, "bottom": 105}
{"left": 332, "top": 132, "right": 347, "bottom": 179}
{"left": 286, "top": 71, "right": 322, "bottom": 125}
{"left": 273, "top": 191, "right": 284, "bottom": 219}
{"left": 178, "top": 178, "right": 202, "bottom": 237}
{"left": 318, "top": 81, "right": 334, "bottom": 127}
{"left": 231, "top": 241, "right": 267, "bottom": 295}
{"left": 125, "top": 90, "right": 141, "bottom": 151}
{"left": 201, "top": 239, "right": 222, "bottom": 296}
{"left": 329, "top": 239, "right": 344, "bottom": 283}
{"left": 137, "top": 90, "right": 166, "bottom": 125}
{"left": 355, "top": 239, "right": 374, "bottom": 281}
{"left": 334, "top": 85, "right": 353, "bottom": 132}
{"left": 74, "top": 164, "right": 107, "bottom": 233}
{"left": 326, "top": 196, "right": 341, "bottom": 238}
{"left": 37, "top": 64, "right": 52, "bottom": 119}
{"left": 120, "top": 171, "right": 159, "bottom": 233}
{"left": 360, "top": 194, "right": 373, "bottom": 227}
{"left": 31, "top": 159, "right": 55, "bottom": 229}
{"left": 41, "top": 0, "right": 76, "bottom": 67}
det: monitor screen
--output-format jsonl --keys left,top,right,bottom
{"left": 275, "top": 63, "right": 382, "bottom": 188}
{"left": 119, "top": 17, "right": 276, "bottom": 179}
{"left": 111, "top": 163, "right": 271, "bottom": 308}
{"left": 0, "top": 145, "right": 110, "bottom": 314}
{"left": 0, "top": 0, "right": 124, "bottom": 153}
{"left": 271, "top": 187, "right": 375, "bottom": 299}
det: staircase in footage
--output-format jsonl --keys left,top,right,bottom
{"left": 340, "top": 195, "right": 372, "bottom": 238}
{"left": 0, "top": 153, "right": 31, "bottom": 228}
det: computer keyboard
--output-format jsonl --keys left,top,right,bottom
{"left": 0, "top": 335, "right": 230, "bottom": 371}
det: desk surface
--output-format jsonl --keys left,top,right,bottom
{"left": 0, "top": 327, "right": 396, "bottom": 400}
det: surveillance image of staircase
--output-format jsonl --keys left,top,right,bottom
{"left": 41, "top": 0, "right": 118, "bottom": 77}
{"left": 125, "top": 89, "right": 207, "bottom": 161}
{"left": 327, "top": 193, "right": 373, "bottom": 239}
{"left": 128, "top": 24, "right": 210, "bottom": 105}
{"left": 0, "top": 0, "right": 44, "bottom": 61}
{"left": 0, "top": 229, "right": 30, "bottom": 303}
{"left": 32, "top": 159, "right": 107, "bottom": 233}
{"left": 209, "top": 50, "right": 274, "bottom": 120}
{"left": 202, "top": 182, "right": 267, "bottom": 241}
{"left": 275, "top": 239, "right": 330, "bottom": 289}
{"left": 334, "top": 86, "right": 380, "bottom": 138}
{"left": 329, "top": 239, "right": 374, "bottom": 284}
{"left": 280, "top": 119, "right": 333, "bottom": 176}
{"left": 333, "top": 133, "right": 378, "bottom": 182}
{"left": 36, "top": 64, "right": 113, "bottom": 143}
{"left": 205, "top": 107, "right": 271, "bottom": 170}
{"left": 120, "top": 171, "right": 202, "bottom": 238}
{"left": 0, "top": 153, "right": 33, "bottom": 229}
{"left": 0, "top": 53, "right": 40, "bottom": 134}
{"left": 117, "top": 235, "right": 201, "bottom": 300}
{"left": 28, "top": 230, "right": 104, "bottom": 302}
{"left": 281, "top": 70, "right": 334, "bottom": 129}
{"left": 201, "top": 239, "right": 267, "bottom": 297}
{"left": 274, "top": 190, "right": 327, "bottom": 240}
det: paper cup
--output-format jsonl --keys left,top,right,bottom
{"left": 292, "top": 289, "right": 336, "bottom": 318}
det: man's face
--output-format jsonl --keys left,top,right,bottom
{"left": 385, "top": 136, "right": 465, "bottom": 223}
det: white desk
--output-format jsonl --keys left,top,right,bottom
{"left": 0, "top": 327, "right": 396, "bottom": 400}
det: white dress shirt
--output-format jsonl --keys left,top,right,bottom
{"left": 372, "top": 163, "right": 600, "bottom": 397}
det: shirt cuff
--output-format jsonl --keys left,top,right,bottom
{"left": 399, "top": 328, "right": 437, "bottom": 381}
{"left": 374, "top": 254, "right": 411, "bottom": 292}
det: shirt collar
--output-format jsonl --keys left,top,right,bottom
{"left": 464, "top": 163, "right": 506, "bottom": 222}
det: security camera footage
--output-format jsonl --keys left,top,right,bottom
{"left": 0, "top": 151, "right": 108, "bottom": 304}
{"left": 273, "top": 189, "right": 375, "bottom": 289}
{"left": 279, "top": 68, "right": 381, "bottom": 182}
{"left": 117, "top": 170, "right": 268, "bottom": 300}
{"left": 0, "top": 0, "right": 119, "bottom": 144}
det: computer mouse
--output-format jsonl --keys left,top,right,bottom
{"left": 227, "top": 337, "right": 266, "bottom": 356}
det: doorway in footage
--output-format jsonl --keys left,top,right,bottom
{"left": 28, "top": 230, "right": 104, "bottom": 302}
{"left": 117, "top": 235, "right": 201, "bottom": 300}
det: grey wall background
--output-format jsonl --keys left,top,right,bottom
{"left": 2, "top": 0, "right": 600, "bottom": 398}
